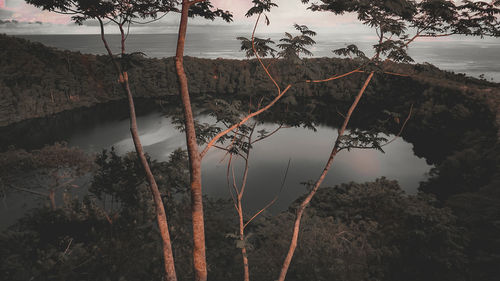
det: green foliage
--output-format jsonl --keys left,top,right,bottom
{"left": 170, "top": 113, "right": 225, "bottom": 145}
{"left": 412, "top": 0, "right": 459, "bottom": 35}
{"left": 187, "top": 1, "right": 233, "bottom": 23}
{"left": 91, "top": 148, "right": 148, "bottom": 208}
{"left": 2, "top": 34, "right": 497, "bottom": 129}
{"left": 0, "top": 143, "right": 94, "bottom": 208}
{"left": 25, "top": 0, "right": 179, "bottom": 25}
{"left": 1, "top": 148, "right": 191, "bottom": 280}
{"left": 240, "top": 178, "right": 468, "bottom": 281}
{"left": 420, "top": 144, "right": 497, "bottom": 200}
{"left": 237, "top": 36, "right": 277, "bottom": 58}
{"left": 91, "top": 148, "right": 189, "bottom": 209}
{"left": 0, "top": 149, "right": 240, "bottom": 281}
{"left": 237, "top": 23, "right": 316, "bottom": 62}
{"left": 457, "top": 0, "right": 500, "bottom": 36}
{"left": 338, "top": 128, "right": 388, "bottom": 152}
{"left": 0, "top": 198, "right": 169, "bottom": 280}
{"left": 119, "top": 52, "right": 147, "bottom": 71}
{"left": 250, "top": 212, "right": 377, "bottom": 281}
{"left": 245, "top": 0, "right": 279, "bottom": 23}
{"left": 1, "top": 33, "right": 499, "bottom": 281}
{"left": 446, "top": 171, "right": 500, "bottom": 281}
{"left": 277, "top": 24, "right": 317, "bottom": 61}
{"left": 375, "top": 39, "right": 414, "bottom": 63}
{"left": 0, "top": 142, "right": 92, "bottom": 180}
{"left": 304, "top": 0, "right": 500, "bottom": 64}
{"left": 333, "top": 44, "right": 368, "bottom": 60}
{"left": 302, "top": 178, "right": 468, "bottom": 281}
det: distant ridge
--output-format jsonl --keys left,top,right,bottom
{"left": 0, "top": 33, "right": 498, "bottom": 128}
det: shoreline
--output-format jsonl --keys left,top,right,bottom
{"left": 1, "top": 33, "right": 499, "bottom": 129}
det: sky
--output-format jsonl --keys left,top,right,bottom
{"left": 0, "top": 0, "right": 365, "bottom": 34}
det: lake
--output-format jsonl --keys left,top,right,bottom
{"left": 0, "top": 100, "right": 430, "bottom": 229}
{"left": 2, "top": 31, "right": 455, "bottom": 228}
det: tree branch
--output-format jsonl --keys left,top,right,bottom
{"left": 277, "top": 71, "right": 375, "bottom": 281}
{"left": 200, "top": 85, "right": 291, "bottom": 159}
{"left": 243, "top": 158, "right": 291, "bottom": 229}
{"left": 251, "top": 124, "right": 286, "bottom": 144}
{"left": 306, "top": 69, "right": 363, "bottom": 83}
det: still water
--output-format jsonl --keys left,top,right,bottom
{"left": 66, "top": 108, "right": 430, "bottom": 213}
{"left": 0, "top": 101, "right": 430, "bottom": 228}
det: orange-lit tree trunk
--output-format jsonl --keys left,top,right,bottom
{"left": 235, "top": 133, "right": 252, "bottom": 281}
{"left": 174, "top": 2, "right": 207, "bottom": 281}
{"left": 98, "top": 18, "right": 178, "bottom": 281}
{"left": 277, "top": 71, "right": 374, "bottom": 281}
{"left": 173, "top": 3, "right": 291, "bottom": 280}
{"left": 236, "top": 170, "right": 250, "bottom": 281}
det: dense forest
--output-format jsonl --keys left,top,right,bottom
{"left": 1, "top": 32, "right": 500, "bottom": 281}
{"left": 1, "top": 34, "right": 498, "bottom": 126}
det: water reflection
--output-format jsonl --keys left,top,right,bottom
{"left": 67, "top": 110, "right": 430, "bottom": 213}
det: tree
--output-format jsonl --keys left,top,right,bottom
{"left": 173, "top": 2, "right": 231, "bottom": 280}
{"left": 241, "top": 0, "right": 500, "bottom": 280}
{"left": 0, "top": 143, "right": 93, "bottom": 210}
{"left": 173, "top": 1, "right": 296, "bottom": 280}
{"left": 237, "top": 37, "right": 277, "bottom": 58}
{"left": 211, "top": 119, "right": 289, "bottom": 281}
{"left": 237, "top": 23, "right": 317, "bottom": 61}
{"left": 23, "top": 1, "right": 180, "bottom": 280}
{"left": 0, "top": 148, "right": 194, "bottom": 281}
{"left": 305, "top": 178, "right": 467, "bottom": 281}
{"left": 277, "top": 24, "right": 317, "bottom": 61}
{"left": 19, "top": 0, "right": 500, "bottom": 280}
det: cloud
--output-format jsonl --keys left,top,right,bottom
{"left": 1, "top": 0, "right": 70, "bottom": 23}
{"left": 2, "top": 0, "right": 362, "bottom": 35}
{"left": 0, "top": 20, "right": 87, "bottom": 34}
{"left": 211, "top": 0, "right": 360, "bottom": 33}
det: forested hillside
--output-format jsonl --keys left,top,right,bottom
{"left": 1, "top": 34, "right": 498, "bottom": 127}
{"left": 1, "top": 33, "right": 500, "bottom": 281}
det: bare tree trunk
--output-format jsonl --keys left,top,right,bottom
{"left": 238, "top": 157, "right": 250, "bottom": 281}
{"left": 238, "top": 198, "right": 250, "bottom": 281}
{"left": 174, "top": 2, "right": 207, "bottom": 281}
{"left": 277, "top": 71, "right": 375, "bottom": 281}
{"left": 123, "top": 73, "right": 178, "bottom": 281}
{"left": 98, "top": 18, "right": 178, "bottom": 281}
{"left": 223, "top": 122, "right": 286, "bottom": 281}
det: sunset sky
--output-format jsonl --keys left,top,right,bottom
{"left": 0, "top": 0, "right": 363, "bottom": 34}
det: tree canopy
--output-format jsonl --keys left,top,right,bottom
{"left": 302, "top": 0, "right": 500, "bottom": 62}
{"left": 25, "top": 0, "right": 232, "bottom": 26}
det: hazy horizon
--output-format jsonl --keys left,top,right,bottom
{"left": 10, "top": 31, "right": 500, "bottom": 82}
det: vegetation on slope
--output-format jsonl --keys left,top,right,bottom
{"left": 0, "top": 34, "right": 499, "bottom": 281}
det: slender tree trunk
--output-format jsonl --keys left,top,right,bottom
{"left": 238, "top": 152, "right": 251, "bottom": 281}
{"left": 97, "top": 18, "right": 178, "bottom": 281}
{"left": 123, "top": 75, "right": 178, "bottom": 281}
{"left": 174, "top": 2, "right": 207, "bottom": 281}
{"left": 238, "top": 198, "right": 250, "bottom": 281}
{"left": 277, "top": 72, "right": 375, "bottom": 281}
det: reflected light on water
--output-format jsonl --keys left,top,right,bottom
{"left": 68, "top": 111, "right": 431, "bottom": 213}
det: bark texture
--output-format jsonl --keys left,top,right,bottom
{"left": 277, "top": 72, "right": 375, "bottom": 281}
{"left": 174, "top": 2, "right": 207, "bottom": 281}
{"left": 99, "top": 18, "right": 178, "bottom": 281}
